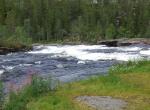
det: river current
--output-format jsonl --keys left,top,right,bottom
{"left": 0, "top": 44, "right": 150, "bottom": 88}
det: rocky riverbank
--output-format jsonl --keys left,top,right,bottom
{"left": 0, "top": 38, "right": 149, "bottom": 55}
{"left": 0, "top": 45, "right": 32, "bottom": 55}
{"left": 98, "top": 38, "right": 150, "bottom": 47}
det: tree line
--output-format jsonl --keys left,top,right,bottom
{"left": 0, "top": 0, "right": 150, "bottom": 44}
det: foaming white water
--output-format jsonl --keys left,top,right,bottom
{"left": 0, "top": 70, "right": 4, "bottom": 75}
{"left": 19, "top": 64, "right": 32, "bottom": 67}
{"left": 77, "top": 61, "right": 86, "bottom": 64}
{"left": 30, "top": 45, "right": 105, "bottom": 54}
{"left": 74, "top": 52, "right": 141, "bottom": 61}
{"left": 118, "top": 47, "right": 142, "bottom": 51}
{"left": 2, "top": 59, "right": 12, "bottom": 62}
{"left": 2, "top": 65, "right": 15, "bottom": 70}
{"left": 140, "top": 49, "right": 150, "bottom": 55}
{"left": 28, "top": 45, "right": 148, "bottom": 61}
{"left": 35, "top": 61, "right": 42, "bottom": 65}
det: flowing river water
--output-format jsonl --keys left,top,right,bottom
{"left": 0, "top": 44, "right": 150, "bottom": 92}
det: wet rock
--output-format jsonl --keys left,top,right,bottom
{"left": 76, "top": 96, "right": 127, "bottom": 110}
{"left": 98, "top": 38, "right": 150, "bottom": 47}
{"left": 118, "top": 42, "right": 132, "bottom": 46}
{"left": 125, "top": 38, "right": 150, "bottom": 45}
{"left": 98, "top": 40, "right": 119, "bottom": 47}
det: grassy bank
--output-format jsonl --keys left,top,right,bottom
{"left": 0, "top": 37, "right": 32, "bottom": 54}
{"left": 3, "top": 60, "right": 150, "bottom": 110}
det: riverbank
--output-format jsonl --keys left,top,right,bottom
{"left": 0, "top": 45, "right": 32, "bottom": 55}
{"left": 0, "top": 38, "right": 149, "bottom": 55}
{"left": 0, "top": 38, "right": 32, "bottom": 55}
{"left": 3, "top": 60, "right": 150, "bottom": 110}
{"left": 0, "top": 36, "right": 32, "bottom": 55}
{"left": 34, "top": 38, "right": 150, "bottom": 46}
{"left": 98, "top": 38, "right": 150, "bottom": 47}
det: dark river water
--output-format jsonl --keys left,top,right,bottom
{"left": 0, "top": 44, "right": 150, "bottom": 91}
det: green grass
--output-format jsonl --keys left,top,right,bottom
{"left": 4, "top": 60, "right": 150, "bottom": 110}
{"left": 0, "top": 81, "right": 4, "bottom": 109}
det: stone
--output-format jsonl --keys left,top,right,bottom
{"left": 76, "top": 96, "right": 127, "bottom": 110}
{"left": 98, "top": 38, "right": 150, "bottom": 47}
{"left": 98, "top": 40, "right": 118, "bottom": 47}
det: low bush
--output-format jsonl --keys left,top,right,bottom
{"left": 4, "top": 76, "right": 53, "bottom": 110}
{"left": 0, "top": 25, "right": 32, "bottom": 48}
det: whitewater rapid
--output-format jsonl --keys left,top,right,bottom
{"left": 28, "top": 45, "right": 150, "bottom": 61}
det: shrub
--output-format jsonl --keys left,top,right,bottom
{"left": 4, "top": 76, "right": 53, "bottom": 110}
{"left": 0, "top": 25, "right": 32, "bottom": 48}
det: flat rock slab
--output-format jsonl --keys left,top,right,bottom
{"left": 76, "top": 96, "right": 127, "bottom": 110}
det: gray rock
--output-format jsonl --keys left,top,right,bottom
{"left": 98, "top": 38, "right": 150, "bottom": 47}
{"left": 76, "top": 96, "right": 127, "bottom": 110}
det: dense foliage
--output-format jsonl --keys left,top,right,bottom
{"left": 0, "top": 0, "right": 150, "bottom": 43}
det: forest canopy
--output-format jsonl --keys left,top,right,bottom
{"left": 0, "top": 0, "right": 150, "bottom": 43}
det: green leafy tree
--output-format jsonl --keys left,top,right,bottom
{"left": 0, "top": 0, "right": 149, "bottom": 44}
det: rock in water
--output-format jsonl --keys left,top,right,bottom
{"left": 98, "top": 40, "right": 118, "bottom": 47}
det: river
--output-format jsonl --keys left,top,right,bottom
{"left": 0, "top": 44, "right": 150, "bottom": 91}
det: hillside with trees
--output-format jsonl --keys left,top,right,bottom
{"left": 0, "top": 0, "right": 150, "bottom": 44}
